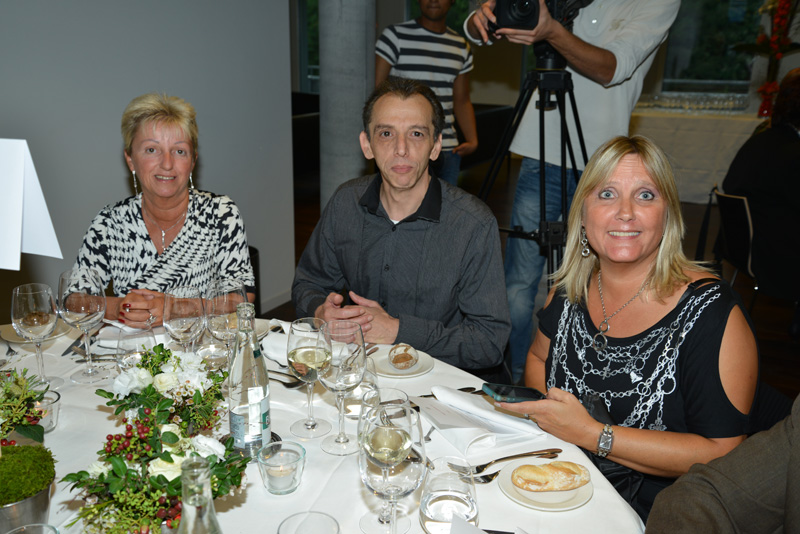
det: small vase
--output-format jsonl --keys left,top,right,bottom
{"left": 0, "top": 480, "right": 54, "bottom": 530}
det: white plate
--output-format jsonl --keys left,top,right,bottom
{"left": 0, "top": 320, "right": 74, "bottom": 344}
{"left": 372, "top": 345, "right": 435, "bottom": 378}
{"left": 497, "top": 459, "right": 594, "bottom": 512}
{"left": 255, "top": 318, "right": 275, "bottom": 340}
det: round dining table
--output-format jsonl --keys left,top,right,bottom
{"left": 1, "top": 322, "right": 644, "bottom": 534}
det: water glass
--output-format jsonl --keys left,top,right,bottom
{"left": 34, "top": 391, "right": 61, "bottom": 433}
{"left": 419, "top": 456, "right": 479, "bottom": 534}
{"left": 344, "top": 356, "right": 379, "bottom": 420}
{"left": 116, "top": 326, "right": 156, "bottom": 372}
{"left": 257, "top": 441, "right": 306, "bottom": 495}
{"left": 278, "top": 511, "right": 339, "bottom": 534}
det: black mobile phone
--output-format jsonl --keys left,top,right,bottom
{"left": 482, "top": 383, "right": 546, "bottom": 403}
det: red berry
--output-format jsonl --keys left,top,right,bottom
{"left": 156, "top": 508, "right": 167, "bottom": 519}
{"left": 114, "top": 434, "right": 122, "bottom": 441}
{"left": 106, "top": 434, "right": 113, "bottom": 441}
{"left": 167, "top": 507, "right": 177, "bottom": 518}
{"left": 170, "top": 496, "right": 179, "bottom": 506}
{"left": 126, "top": 424, "right": 133, "bottom": 431}
{"left": 143, "top": 407, "right": 152, "bottom": 415}
{"left": 1, "top": 439, "right": 8, "bottom": 446}
{"left": 144, "top": 445, "right": 152, "bottom": 452}
{"left": 174, "top": 501, "right": 182, "bottom": 511}
{"left": 158, "top": 495, "right": 167, "bottom": 505}
{"left": 126, "top": 431, "right": 133, "bottom": 438}
{"left": 9, "top": 440, "right": 16, "bottom": 446}
{"left": 123, "top": 440, "right": 130, "bottom": 448}
{"left": 126, "top": 453, "right": 133, "bottom": 461}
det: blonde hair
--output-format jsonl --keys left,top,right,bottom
{"left": 121, "top": 93, "right": 198, "bottom": 156}
{"left": 553, "top": 135, "right": 708, "bottom": 303}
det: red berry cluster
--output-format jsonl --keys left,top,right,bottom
{"left": 156, "top": 494, "right": 182, "bottom": 528}
{"left": 103, "top": 408, "right": 156, "bottom": 462}
{"left": 0, "top": 438, "right": 18, "bottom": 447}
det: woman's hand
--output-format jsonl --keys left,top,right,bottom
{"left": 118, "top": 289, "right": 165, "bottom": 327}
{"left": 497, "top": 387, "right": 603, "bottom": 450}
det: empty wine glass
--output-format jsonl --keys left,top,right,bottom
{"left": 358, "top": 388, "right": 411, "bottom": 534}
{"left": 116, "top": 325, "right": 157, "bottom": 372}
{"left": 288, "top": 318, "right": 332, "bottom": 439}
{"left": 205, "top": 278, "right": 247, "bottom": 370}
{"left": 11, "top": 283, "right": 63, "bottom": 389}
{"left": 58, "top": 268, "right": 109, "bottom": 384}
{"left": 359, "top": 404, "right": 427, "bottom": 534}
{"left": 345, "top": 356, "right": 379, "bottom": 420}
{"left": 164, "top": 286, "right": 205, "bottom": 353}
{"left": 319, "top": 320, "right": 366, "bottom": 455}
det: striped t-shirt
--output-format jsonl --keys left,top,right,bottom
{"left": 376, "top": 20, "right": 473, "bottom": 150}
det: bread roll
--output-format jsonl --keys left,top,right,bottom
{"left": 388, "top": 344, "right": 418, "bottom": 370}
{"left": 511, "top": 461, "right": 590, "bottom": 492}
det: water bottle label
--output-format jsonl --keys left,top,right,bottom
{"left": 260, "top": 396, "right": 271, "bottom": 438}
{"left": 254, "top": 348, "right": 262, "bottom": 359}
{"left": 229, "top": 409, "right": 245, "bottom": 448}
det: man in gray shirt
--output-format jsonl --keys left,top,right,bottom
{"left": 292, "top": 78, "right": 510, "bottom": 373}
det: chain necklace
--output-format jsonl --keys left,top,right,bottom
{"left": 142, "top": 201, "right": 187, "bottom": 253}
{"left": 592, "top": 269, "right": 649, "bottom": 352}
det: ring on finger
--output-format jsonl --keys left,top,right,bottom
{"left": 147, "top": 313, "right": 156, "bottom": 325}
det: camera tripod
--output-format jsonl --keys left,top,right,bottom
{"left": 479, "top": 64, "right": 589, "bottom": 277}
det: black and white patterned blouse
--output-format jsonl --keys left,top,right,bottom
{"left": 75, "top": 190, "right": 255, "bottom": 297}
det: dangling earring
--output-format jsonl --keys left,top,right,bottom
{"left": 581, "top": 227, "right": 591, "bottom": 258}
{"left": 132, "top": 170, "right": 139, "bottom": 195}
{"left": 189, "top": 172, "right": 194, "bottom": 190}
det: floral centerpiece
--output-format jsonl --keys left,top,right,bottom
{"left": 63, "top": 344, "right": 249, "bottom": 534}
{"left": 1, "top": 369, "right": 47, "bottom": 451}
{"left": 735, "top": 0, "right": 800, "bottom": 117}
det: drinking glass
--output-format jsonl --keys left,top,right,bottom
{"left": 319, "top": 320, "right": 366, "bottom": 455}
{"left": 163, "top": 286, "right": 205, "bottom": 353}
{"left": 419, "top": 456, "right": 479, "bottom": 533}
{"left": 116, "top": 325, "right": 157, "bottom": 372}
{"left": 287, "top": 318, "right": 332, "bottom": 438}
{"left": 278, "top": 512, "right": 339, "bottom": 534}
{"left": 58, "top": 268, "right": 109, "bottom": 384}
{"left": 344, "top": 356, "right": 379, "bottom": 420}
{"left": 358, "top": 388, "right": 411, "bottom": 534}
{"left": 205, "top": 278, "right": 247, "bottom": 369}
{"left": 359, "top": 404, "right": 427, "bottom": 534}
{"left": 11, "top": 283, "right": 62, "bottom": 389}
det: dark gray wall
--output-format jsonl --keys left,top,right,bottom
{"left": 0, "top": 1, "right": 294, "bottom": 322}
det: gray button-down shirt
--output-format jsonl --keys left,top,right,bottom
{"left": 292, "top": 174, "right": 510, "bottom": 370}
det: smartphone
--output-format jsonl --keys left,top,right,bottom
{"left": 482, "top": 383, "right": 546, "bottom": 403}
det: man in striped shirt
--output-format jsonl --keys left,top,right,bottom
{"left": 375, "top": 0, "right": 478, "bottom": 186}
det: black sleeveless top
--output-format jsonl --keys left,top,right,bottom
{"left": 539, "top": 278, "right": 752, "bottom": 438}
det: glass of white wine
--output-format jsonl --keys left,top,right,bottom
{"left": 11, "top": 283, "right": 62, "bottom": 389}
{"left": 359, "top": 403, "right": 427, "bottom": 534}
{"left": 205, "top": 278, "right": 247, "bottom": 370}
{"left": 288, "top": 317, "right": 332, "bottom": 439}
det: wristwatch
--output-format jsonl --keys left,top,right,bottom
{"left": 596, "top": 424, "right": 614, "bottom": 458}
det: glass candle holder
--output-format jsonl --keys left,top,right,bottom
{"left": 34, "top": 391, "right": 61, "bottom": 433}
{"left": 257, "top": 441, "right": 306, "bottom": 495}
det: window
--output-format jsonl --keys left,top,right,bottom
{"left": 297, "top": 0, "right": 319, "bottom": 94}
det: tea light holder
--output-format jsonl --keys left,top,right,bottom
{"left": 34, "top": 391, "right": 61, "bottom": 433}
{"left": 257, "top": 441, "right": 306, "bottom": 495}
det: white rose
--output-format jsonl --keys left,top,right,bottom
{"left": 177, "top": 370, "right": 207, "bottom": 393}
{"left": 190, "top": 435, "right": 226, "bottom": 460}
{"left": 113, "top": 368, "right": 153, "bottom": 397}
{"left": 86, "top": 461, "right": 111, "bottom": 478}
{"left": 178, "top": 352, "right": 206, "bottom": 372}
{"left": 153, "top": 372, "right": 180, "bottom": 394}
{"left": 147, "top": 455, "right": 184, "bottom": 481}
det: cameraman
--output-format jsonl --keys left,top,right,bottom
{"left": 465, "top": 0, "right": 680, "bottom": 384}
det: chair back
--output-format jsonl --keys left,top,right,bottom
{"left": 714, "top": 186, "right": 756, "bottom": 280}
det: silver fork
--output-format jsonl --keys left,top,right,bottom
{"left": 448, "top": 448, "right": 562, "bottom": 475}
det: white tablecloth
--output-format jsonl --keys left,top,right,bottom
{"left": 629, "top": 110, "right": 764, "bottom": 204}
{"left": 2, "top": 326, "right": 644, "bottom": 534}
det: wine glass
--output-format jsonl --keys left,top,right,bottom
{"left": 358, "top": 388, "right": 411, "bottom": 534}
{"left": 288, "top": 318, "right": 332, "bottom": 439}
{"left": 58, "top": 268, "right": 109, "bottom": 384}
{"left": 11, "top": 283, "right": 63, "bottom": 389}
{"left": 359, "top": 404, "right": 427, "bottom": 534}
{"left": 116, "top": 325, "right": 157, "bottom": 372}
{"left": 319, "top": 320, "right": 367, "bottom": 455}
{"left": 163, "top": 286, "right": 205, "bottom": 353}
{"left": 345, "top": 356, "right": 379, "bottom": 420}
{"left": 205, "top": 278, "right": 247, "bottom": 369}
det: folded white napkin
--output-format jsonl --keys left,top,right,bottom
{"left": 450, "top": 516, "right": 531, "bottom": 534}
{"left": 414, "top": 386, "right": 544, "bottom": 456}
{"left": 93, "top": 325, "right": 169, "bottom": 353}
{"left": 259, "top": 319, "right": 290, "bottom": 364}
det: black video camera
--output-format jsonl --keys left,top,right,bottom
{"left": 489, "top": 0, "right": 592, "bottom": 32}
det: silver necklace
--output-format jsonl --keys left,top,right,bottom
{"left": 142, "top": 202, "right": 187, "bottom": 252}
{"left": 592, "top": 269, "right": 649, "bottom": 352}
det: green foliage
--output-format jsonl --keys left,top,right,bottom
{"left": 0, "top": 445, "right": 56, "bottom": 505}
{"left": 0, "top": 368, "right": 46, "bottom": 442}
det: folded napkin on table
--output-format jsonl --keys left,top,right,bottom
{"left": 413, "top": 386, "right": 545, "bottom": 457}
{"left": 92, "top": 324, "right": 169, "bottom": 355}
{"left": 258, "top": 319, "right": 291, "bottom": 365}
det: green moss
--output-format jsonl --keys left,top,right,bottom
{"left": 0, "top": 445, "right": 56, "bottom": 505}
